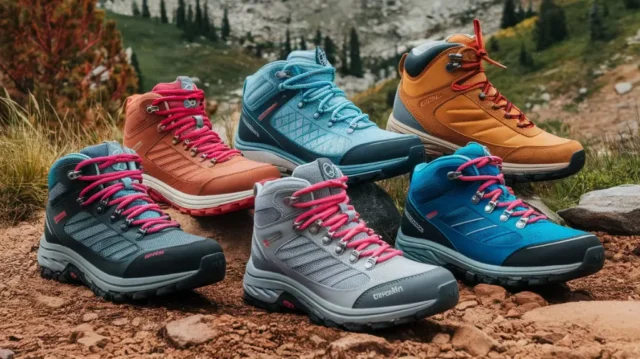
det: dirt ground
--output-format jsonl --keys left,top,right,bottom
{"left": 1, "top": 209, "right": 639, "bottom": 359}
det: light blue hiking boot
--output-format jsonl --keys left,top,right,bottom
{"left": 396, "top": 142, "right": 605, "bottom": 286}
{"left": 234, "top": 47, "right": 425, "bottom": 184}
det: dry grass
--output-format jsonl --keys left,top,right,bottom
{"left": 0, "top": 91, "right": 121, "bottom": 225}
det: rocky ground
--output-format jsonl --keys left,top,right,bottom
{"left": 1, "top": 210, "right": 640, "bottom": 359}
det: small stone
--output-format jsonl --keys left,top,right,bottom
{"left": 309, "top": 334, "right": 326, "bottom": 346}
{"left": 432, "top": 333, "right": 451, "bottom": 345}
{"left": 35, "top": 294, "right": 68, "bottom": 308}
{"left": 165, "top": 315, "right": 219, "bottom": 348}
{"left": 579, "top": 87, "right": 588, "bottom": 95}
{"left": 615, "top": 82, "right": 633, "bottom": 95}
{"left": 452, "top": 325, "right": 498, "bottom": 357}
{"left": 632, "top": 246, "right": 640, "bottom": 257}
{"left": 0, "top": 349, "right": 15, "bottom": 359}
{"left": 457, "top": 300, "right": 478, "bottom": 311}
{"left": 112, "top": 318, "right": 129, "bottom": 326}
{"left": 533, "top": 331, "right": 564, "bottom": 344}
{"left": 131, "top": 317, "right": 142, "bottom": 327}
{"left": 328, "top": 333, "right": 392, "bottom": 356}
{"left": 540, "top": 93, "right": 551, "bottom": 102}
{"left": 557, "top": 334, "right": 573, "bottom": 347}
{"left": 518, "top": 302, "right": 542, "bottom": 313}
{"left": 82, "top": 313, "right": 98, "bottom": 322}
{"left": 505, "top": 308, "right": 521, "bottom": 318}
{"left": 473, "top": 284, "right": 507, "bottom": 305}
{"left": 514, "top": 291, "right": 547, "bottom": 307}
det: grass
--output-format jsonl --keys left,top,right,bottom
{"left": 108, "top": 12, "right": 265, "bottom": 95}
{"left": 0, "top": 92, "right": 119, "bottom": 225}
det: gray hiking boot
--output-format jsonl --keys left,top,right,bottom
{"left": 243, "top": 158, "right": 459, "bottom": 330}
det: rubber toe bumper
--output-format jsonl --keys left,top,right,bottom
{"left": 352, "top": 266, "right": 458, "bottom": 309}
{"left": 340, "top": 135, "right": 423, "bottom": 166}
{"left": 502, "top": 234, "right": 602, "bottom": 267}
{"left": 123, "top": 238, "right": 224, "bottom": 278}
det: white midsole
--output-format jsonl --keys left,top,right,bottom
{"left": 241, "top": 150, "right": 298, "bottom": 173}
{"left": 143, "top": 174, "right": 253, "bottom": 209}
{"left": 386, "top": 114, "right": 569, "bottom": 174}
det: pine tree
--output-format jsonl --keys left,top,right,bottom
{"left": 488, "top": 36, "right": 500, "bottom": 53}
{"left": 516, "top": 2, "right": 526, "bottom": 22}
{"left": 160, "top": 0, "right": 168, "bottom": 23}
{"left": 176, "top": 0, "right": 186, "bottom": 29}
{"left": 131, "top": 51, "right": 143, "bottom": 92}
{"left": 589, "top": 3, "right": 607, "bottom": 42}
{"left": 501, "top": 0, "right": 518, "bottom": 29}
{"left": 299, "top": 36, "right": 307, "bottom": 50}
{"left": 323, "top": 35, "right": 336, "bottom": 64}
{"left": 284, "top": 28, "right": 292, "bottom": 55}
{"left": 221, "top": 7, "right": 231, "bottom": 41}
{"left": 348, "top": 27, "right": 363, "bottom": 77}
{"left": 185, "top": 4, "right": 197, "bottom": 42}
{"left": 314, "top": 29, "right": 322, "bottom": 46}
{"left": 195, "top": 0, "right": 203, "bottom": 36}
{"left": 339, "top": 34, "right": 349, "bottom": 76}
{"left": 203, "top": 2, "right": 217, "bottom": 42}
{"left": 535, "top": 0, "right": 568, "bottom": 50}
{"left": 279, "top": 37, "right": 287, "bottom": 60}
{"left": 141, "top": 0, "right": 150, "bottom": 18}
{"left": 519, "top": 42, "right": 534, "bottom": 68}
{"left": 602, "top": 1, "right": 609, "bottom": 17}
{"left": 526, "top": 0, "right": 535, "bottom": 17}
{"left": 132, "top": 1, "right": 141, "bottom": 16}
{"left": 623, "top": 0, "right": 640, "bottom": 9}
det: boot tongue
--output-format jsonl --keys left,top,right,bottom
{"left": 79, "top": 142, "right": 160, "bottom": 220}
{"left": 287, "top": 47, "right": 331, "bottom": 67}
{"left": 152, "top": 76, "right": 198, "bottom": 92}
{"left": 292, "top": 158, "right": 343, "bottom": 199}
{"left": 446, "top": 33, "right": 477, "bottom": 48}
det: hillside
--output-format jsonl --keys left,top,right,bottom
{"left": 108, "top": 12, "right": 265, "bottom": 95}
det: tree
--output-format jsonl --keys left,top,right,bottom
{"left": 589, "top": 3, "right": 608, "bottom": 42}
{"left": 176, "top": 0, "right": 186, "bottom": 29}
{"left": 314, "top": 29, "right": 322, "bottom": 46}
{"left": 284, "top": 28, "right": 292, "bottom": 55}
{"left": 203, "top": 2, "right": 216, "bottom": 42}
{"left": 132, "top": 0, "right": 141, "bottom": 16}
{"left": 141, "top": 0, "right": 150, "bottom": 18}
{"left": 500, "top": 0, "right": 518, "bottom": 29}
{"left": 516, "top": 3, "right": 526, "bottom": 22}
{"left": 526, "top": 0, "right": 536, "bottom": 17}
{"left": 299, "top": 36, "right": 307, "bottom": 50}
{"left": 534, "top": 0, "right": 568, "bottom": 50}
{"left": 323, "top": 35, "right": 336, "bottom": 65}
{"left": 349, "top": 27, "right": 363, "bottom": 77}
{"left": 518, "top": 42, "right": 534, "bottom": 68}
{"left": 221, "top": 7, "right": 230, "bottom": 41}
{"left": 0, "top": 0, "right": 137, "bottom": 120}
{"left": 488, "top": 36, "right": 500, "bottom": 53}
{"left": 131, "top": 51, "right": 143, "bottom": 92}
{"left": 623, "top": 0, "right": 640, "bottom": 9}
{"left": 339, "top": 34, "right": 349, "bottom": 76}
{"left": 160, "top": 0, "right": 168, "bottom": 23}
{"left": 195, "top": 0, "right": 203, "bottom": 36}
{"left": 185, "top": 4, "right": 197, "bottom": 42}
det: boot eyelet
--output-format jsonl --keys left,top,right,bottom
{"left": 157, "top": 124, "right": 165, "bottom": 132}
{"left": 76, "top": 197, "right": 85, "bottom": 204}
{"left": 479, "top": 92, "right": 486, "bottom": 100}
{"left": 484, "top": 200, "right": 497, "bottom": 213}
{"left": 297, "top": 102, "right": 304, "bottom": 108}
{"left": 364, "top": 257, "right": 377, "bottom": 270}
{"left": 516, "top": 217, "right": 529, "bottom": 229}
{"left": 471, "top": 191, "right": 485, "bottom": 204}
{"left": 447, "top": 171, "right": 462, "bottom": 180}
{"left": 335, "top": 241, "right": 347, "bottom": 255}
{"left": 500, "top": 210, "right": 513, "bottom": 222}
{"left": 313, "top": 112, "right": 320, "bottom": 119}
{"left": 349, "top": 250, "right": 361, "bottom": 263}
{"left": 67, "top": 170, "right": 82, "bottom": 180}
{"left": 283, "top": 196, "right": 299, "bottom": 206}
{"left": 321, "top": 235, "right": 332, "bottom": 246}
{"left": 146, "top": 105, "right": 159, "bottom": 113}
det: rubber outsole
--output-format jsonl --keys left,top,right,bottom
{"left": 148, "top": 188, "right": 255, "bottom": 216}
{"left": 40, "top": 252, "right": 226, "bottom": 302}
{"left": 507, "top": 150, "right": 586, "bottom": 183}
{"left": 398, "top": 236, "right": 605, "bottom": 287}
{"left": 243, "top": 280, "right": 459, "bottom": 332}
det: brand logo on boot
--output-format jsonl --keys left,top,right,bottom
{"left": 420, "top": 94, "right": 442, "bottom": 107}
{"left": 373, "top": 285, "right": 404, "bottom": 300}
{"left": 322, "top": 163, "right": 336, "bottom": 178}
{"left": 405, "top": 210, "right": 423, "bottom": 233}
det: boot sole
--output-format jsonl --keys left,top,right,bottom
{"left": 386, "top": 114, "right": 586, "bottom": 182}
{"left": 37, "top": 236, "right": 226, "bottom": 302}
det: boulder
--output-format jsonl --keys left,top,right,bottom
{"left": 523, "top": 301, "right": 640, "bottom": 341}
{"left": 347, "top": 182, "right": 401, "bottom": 244}
{"left": 558, "top": 185, "right": 640, "bottom": 235}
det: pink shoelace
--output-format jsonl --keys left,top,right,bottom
{"left": 150, "top": 88, "right": 241, "bottom": 163}
{"left": 451, "top": 156, "right": 547, "bottom": 228}
{"left": 71, "top": 154, "right": 180, "bottom": 235}
{"left": 289, "top": 176, "right": 402, "bottom": 266}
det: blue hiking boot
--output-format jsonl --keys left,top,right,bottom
{"left": 234, "top": 47, "right": 425, "bottom": 184}
{"left": 396, "top": 142, "right": 605, "bottom": 286}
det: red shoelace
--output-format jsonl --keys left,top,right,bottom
{"left": 150, "top": 88, "right": 241, "bottom": 163}
{"left": 450, "top": 19, "right": 532, "bottom": 128}
{"left": 452, "top": 156, "right": 546, "bottom": 227}
{"left": 72, "top": 154, "right": 180, "bottom": 234}
{"left": 289, "top": 176, "right": 402, "bottom": 264}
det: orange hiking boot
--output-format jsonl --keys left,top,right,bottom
{"left": 124, "top": 76, "right": 281, "bottom": 215}
{"left": 387, "top": 19, "right": 585, "bottom": 182}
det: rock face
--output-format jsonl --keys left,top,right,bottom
{"left": 558, "top": 185, "right": 640, "bottom": 235}
{"left": 165, "top": 315, "right": 219, "bottom": 348}
{"left": 523, "top": 301, "right": 640, "bottom": 341}
{"left": 347, "top": 182, "right": 401, "bottom": 243}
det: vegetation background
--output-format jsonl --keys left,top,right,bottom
{"left": 0, "top": 0, "right": 639, "bottom": 225}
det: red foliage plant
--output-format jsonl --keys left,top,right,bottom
{"left": 0, "top": 0, "right": 138, "bottom": 125}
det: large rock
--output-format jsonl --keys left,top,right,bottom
{"left": 165, "top": 315, "right": 219, "bottom": 348}
{"left": 347, "top": 182, "right": 401, "bottom": 244}
{"left": 523, "top": 301, "right": 640, "bottom": 341}
{"left": 558, "top": 185, "right": 640, "bottom": 234}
